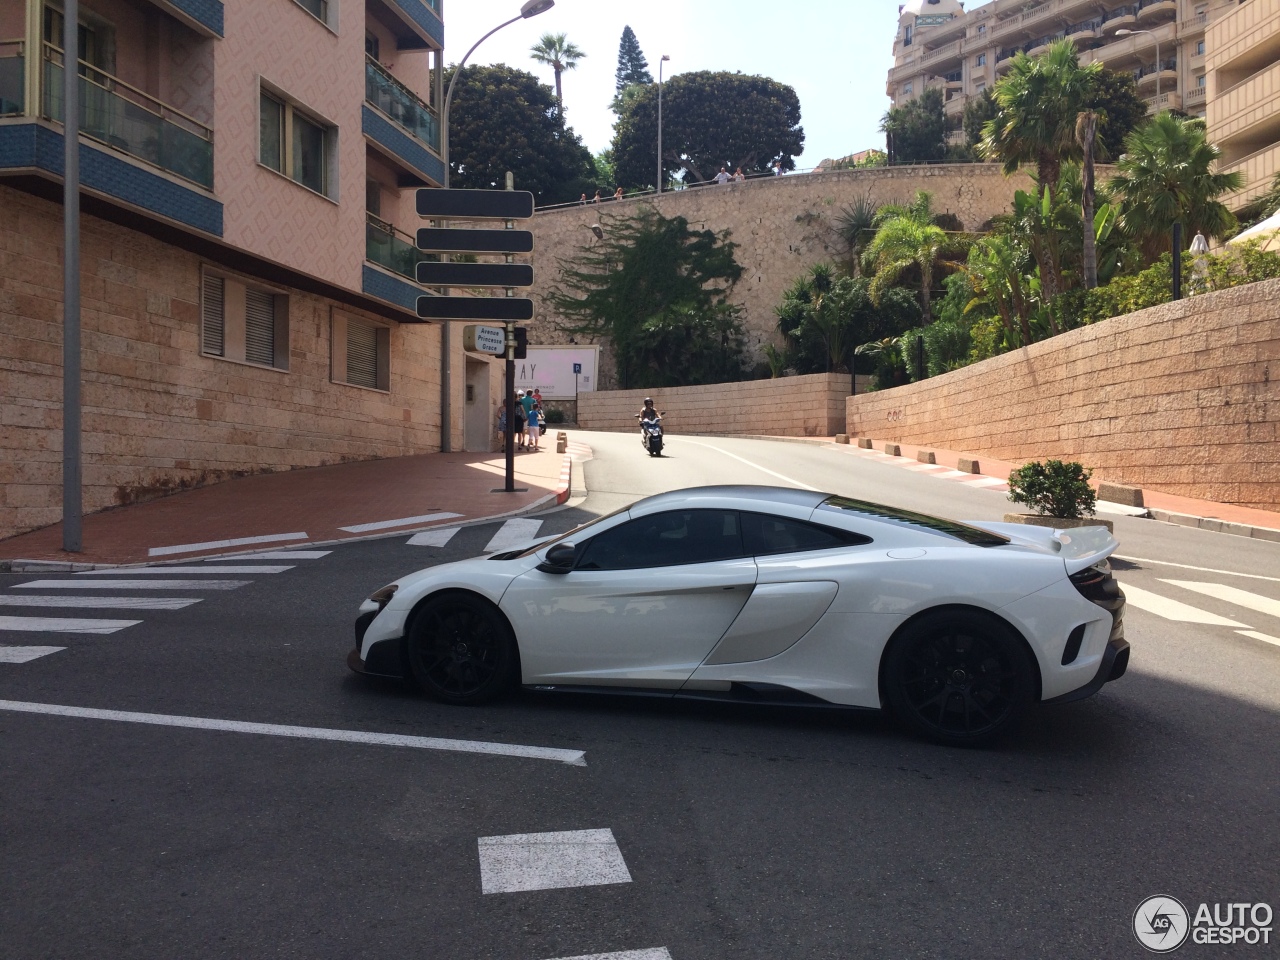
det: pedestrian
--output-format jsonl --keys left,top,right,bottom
{"left": 773, "top": 161, "right": 783, "bottom": 177}
{"left": 496, "top": 404, "right": 507, "bottom": 449}
{"left": 733, "top": 167, "right": 745, "bottom": 182}
{"left": 579, "top": 192, "right": 587, "bottom": 205}
{"left": 527, "top": 403, "right": 542, "bottom": 452}
{"left": 520, "top": 387, "right": 537, "bottom": 444}
{"left": 592, "top": 189, "right": 602, "bottom": 203}
{"left": 714, "top": 167, "right": 731, "bottom": 185}
{"left": 532, "top": 387, "right": 543, "bottom": 407}
{"left": 513, "top": 390, "right": 527, "bottom": 449}
{"left": 613, "top": 186, "right": 624, "bottom": 200}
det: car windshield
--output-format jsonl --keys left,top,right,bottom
{"left": 817, "top": 496, "right": 1010, "bottom": 546}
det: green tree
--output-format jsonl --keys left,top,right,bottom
{"left": 611, "top": 71, "right": 804, "bottom": 188}
{"left": 614, "top": 26, "right": 652, "bottom": 92}
{"left": 835, "top": 190, "right": 879, "bottom": 275}
{"left": 962, "top": 88, "right": 998, "bottom": 150}
{"left": 529, "top": 32, "right": 586, "bottom": 110}
{"left": 1108, "top": 112, "right": 1244, "bottom": 263}
{"left": 863, "top": 192, "right": 966, "bottom": 318}
{"left": 443, "top": 64, "right": 594, "bottom": 207}
{"left": 1088, "top": 68, "right": 1149, "bottom": 162}
{"left": 882, "top": 87, "right": 946, "bottom": 164}
{"left": 980, "top": 40, "right": 1101, "bottom": 201}
{"left": 549, "top": 207, "right": 747, "bottom": 389}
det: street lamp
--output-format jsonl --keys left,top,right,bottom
{"left": 1114, "top": 28, "right": 1161, "bottom": 99}
{"left": 656, "top": 54, "right": 670, "bottom": 193}
{"left": 436, "top": 0, "right": 552, "bottom": 453}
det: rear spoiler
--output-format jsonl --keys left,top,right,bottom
{"left": 1052, "top": 525, "right": 1119, "bottom": 575}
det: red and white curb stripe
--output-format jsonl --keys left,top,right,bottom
{"left": 840, "top": 446, "right": 1010, "bottom": 492}
{"left": 557, "top": 440, "right": 593, "bottom": 504}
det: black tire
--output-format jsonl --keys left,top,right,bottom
{"left": 883, "top": 609, "right": 1037, "bottom": 746}
{"left": 406, "top": 593, "right": 518, "bottom": 705}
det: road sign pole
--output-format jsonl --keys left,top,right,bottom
{"left": 505, "top": 322, "right": 516, "bottom": 493}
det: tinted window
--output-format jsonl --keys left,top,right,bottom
{"left": 742, "top": 512, "right": 872, "bottom": 556}
{"left": 576, "top": 510, "right": 744, "bottom": 570}
{"left": 818, "top": 496, "right": 1010, "bottom": 546}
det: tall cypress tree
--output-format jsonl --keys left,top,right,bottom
{"left": 614, "top": 26, "right": 652, "bottom": 92}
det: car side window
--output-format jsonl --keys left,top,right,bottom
{"left": 741, "top": 512, "right": 872, "bottom": 557}
{"left": 576, "top": 509, "right": 745, "bottom": 570}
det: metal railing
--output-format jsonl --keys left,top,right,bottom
{"left": 0, "top": 39, "right": 22, "bottom": 116}
{"left": 1134, "top": 57, "right": 1178, "bottom": 79}
{"left": 365, "top": 55, "right": 439, "bottom": 152}
{"left": 41, "top": 42, "right": 213, "bottom": 189}
{"left": 366, "top": 213, "right": 435, "bottom": 280}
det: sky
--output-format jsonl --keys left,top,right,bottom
{"left": 441, "top": 0, "right": 906, "bottom": 169}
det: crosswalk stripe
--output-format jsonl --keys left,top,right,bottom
{"left": 484, "top": 519, "right": 544, "bottom": 554}
{"left": 209, "top": 550, "right": 330, "bottom": 560}
{"left": 149, "top": 532, "right": 308, "bottom": 557}
{"left": 545, "top": 951, "right": 673, "bottom": 960}
{"left": 0, "top": 596, "right": 201, "bottom": 610}
{"left": 407, "top": 527, "right": 460, "bottom": 547}
{"left": 1236, "top": 630, "right": 1280, "bottom": 648}
{"left": 14, "top": 580, "right": 249, "bottom": 591}
{"left": 478, "top": 828, "right": 631, "bottom": 894}
{"left": 1114, "top": 556, "right": 1280, "bottom": 585}
{"left": 959, "top": 476, "right": 1007, "bottom": 488}
{"left": 74, "top": 565, "right": 293, "bottom": 575}
{"left": 338, "top": 512, "right": 463, "bottom": 534}
{"left": 0, "top": 616, "right": 141, "bottom": 635}
{"left": 1118, "top": 583, "right": 1251, "bottom": 627}
{"left": 0, "top": 646, "right": 66, "bottom": 663}
{"left": 1162, "top": 580, "right": 1280, "bottom": 620}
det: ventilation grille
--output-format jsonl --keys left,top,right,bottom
{"left": 346, "top": 319, "right": 379, "bottom": 389}
{"left": 244, "top": 289, "right": 276, "bottom": 367}
{"left": 201, "top": 276, "right": 225, "bottom": 357}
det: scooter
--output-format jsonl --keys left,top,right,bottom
{"left": 639, "top": 414, "right": 665, "bottom": 457}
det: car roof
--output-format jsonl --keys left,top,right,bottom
{"left": 629, "top": 485, "right": 829, "bottom": 512}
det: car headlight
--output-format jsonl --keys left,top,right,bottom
{"left": 369, "top": 584, "right": 398, "bottom": 610}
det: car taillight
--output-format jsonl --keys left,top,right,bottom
{"left": 1070, "top": 560, "right": 1121, "bottom": 606}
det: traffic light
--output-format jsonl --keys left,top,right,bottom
{"left": 513, "top": 326, "right": 528, "bottom": 360}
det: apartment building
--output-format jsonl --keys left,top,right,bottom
{"left": 0, "top": 0, "right": 513, "bottom": 540}
{"left": 1206, "top": 0, "right": 1280, "bottom": 211}
{"left": 888, "top": 0, "right": 1243, "bottom": 145}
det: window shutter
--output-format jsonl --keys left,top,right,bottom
{"left": 202, "top": 275, "right": 225, "bottom": 357}
{"left": 346, "top": 319, "right": 379, "bottom": 388}
{"left": 244, "top": 289, "right": 276, "bottom": 366}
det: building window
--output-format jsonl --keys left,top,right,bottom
{"left": 975, "top": 53, "right": 986, "bottom": 66}
{"left": 1195, "top": 39, "right": 1205, "bottom": 56}
{"left": 1197, "top": 74, "right": 1206, "bottom": 87}
{"left": 260, "top": 87, "right": 337, "bottom": 199}
{"left": 975, "top": 81, "right": 986, "bottom": 94}
{"left": 331, "top": 313, "right": 390, "bottom": 391}
{"left": 201, "top": 269, "right": 289, "bottom": 371}
{"left": 977, "top": 24, "right": 986, "bottom": 35}
{"left": 903, "top": 24, "right": 913, "bottom": 47}
{"left": 365, "top": 33, "right": 380, "bottom": 60}
{"left": 293, "top": 0, "right": 335, "bottom": 29}
{"left": 903, "top": 83, "right": 913, "bottom": 96}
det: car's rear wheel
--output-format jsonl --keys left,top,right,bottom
{"left": 406, "top": 593, "right": 517, "bottom": 705}
{"left": 884, "top": 609, "right": 1036, "bottom": 746}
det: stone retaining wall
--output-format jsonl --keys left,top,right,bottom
{"left": 846, "top": 279, "right": 1280, "bottom": 510}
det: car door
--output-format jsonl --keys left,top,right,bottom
{"left": 502, "top": 509, "right": 757, "bottom": 688}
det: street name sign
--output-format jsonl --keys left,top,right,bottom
{"left": 415, "top": 296, "right": 534, "bottom": 322}
{"left": 416, "top": 189, "right": 534, "bottom": 220}
{"left": 463, "top": 325, "right": 506, "bottom": 354}
{"left": 416, "top": 227, "right": 535, "bottom": 254}
{"left": 416, "top": 261, "right": 534, "bottom": 287}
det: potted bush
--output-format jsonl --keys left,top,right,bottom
{"left": 1004, "top": 460, "right": 1113, "bottom": 533}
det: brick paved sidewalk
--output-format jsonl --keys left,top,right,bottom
{"left": 0, "top": 443, "right": 585, "bottom": 567}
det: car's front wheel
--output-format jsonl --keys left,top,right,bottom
{"left": 884, "top": 609, "right": 1036, "bottom": 746}
{"left": 406, "top": 593, "right": 518, "bottom": 705}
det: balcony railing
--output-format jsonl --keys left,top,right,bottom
{"left": 1134, "top": 57, "right": 1178, "bottom": 80}
{"left": 365, "top": 56, "right": 439, "bottom": 153}
{"left": 0, "top": 39, "right": 23, "bottom": 116}
{"left": 41, "top": 42, "right": 213, "bottom": 188}
{"left": 366, "top": 213, "right": 435, "bottom": 281}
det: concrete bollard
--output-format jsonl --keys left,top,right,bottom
{"left": 1097, "top": 482, "right": 1144, "bottom": 507}
{"left": 835, "top": 434, "right": 849, "bottom": 444}
{"left": 857, "top": 438, "right": 873, "bottom": 449}
{"left": 916, "top": 450, "right": 936, "bottom": 464}
{"left": 556, "top": 434, "right": 567, "bottom": 454}
{"left": 884, "top": 443, "right": 901, "bottom": 457}
{"left": 957, "top": 456, "right": 980, "bottom": 474}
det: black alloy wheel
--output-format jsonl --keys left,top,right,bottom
{"left": 884, "top": 610, "right": 1036, "bottom": 746}
{"left": 406, "top": 593, "right": 518, "bottom": 705}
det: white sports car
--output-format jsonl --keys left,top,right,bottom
{"left": 349, "top": 486, "right": 1128, "bottom": 745}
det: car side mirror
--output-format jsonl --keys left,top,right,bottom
{"left": 537, "top": 541, "right": 576, "bottom": 574}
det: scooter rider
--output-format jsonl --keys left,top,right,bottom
{"left": 636, "top": 397, "right": 660, "bottom": 424}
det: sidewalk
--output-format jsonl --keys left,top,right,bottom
{"left": 0, "top": 443, "right": 584, "bottom": 568}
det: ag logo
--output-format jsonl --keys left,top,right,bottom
{"left": 1134, "top": 895, "right": 1191, "bottom": 953}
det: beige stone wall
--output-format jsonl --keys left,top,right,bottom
{"left": 0, "top": 187, "right": 443, "bottom": 541}
{"left": 845, "top": 279, "right": 1280, "bottom": 511}
{"left": 529, "top": 164, "right": 1033, "bottom": 387}
{"left": 577, "top": 373, "right": 852, "bottom": 437}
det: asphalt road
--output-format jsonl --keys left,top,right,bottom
{"left": 1, "top": 430, "right": 1277, "bottom": 959}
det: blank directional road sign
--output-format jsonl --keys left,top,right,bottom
{"left": 417, "top": 228, "right": 534, "bottom": 254}
{"left": 417, "top": 261, "right": 534, "bottom": 287}
{"left": 416, "top": 189, "right": 534, "bottom": 220}
{"left": 416, "top": 296, "right": 534, "bottom": 322}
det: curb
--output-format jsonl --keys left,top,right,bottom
{"left": 1148, "top": 508, "right": 1280, "bottom": 543}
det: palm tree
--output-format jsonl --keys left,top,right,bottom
{"left": 1108, "top": 112, "right": 1245, "bottom": 263}
{"left": 835, "top": 191, "right": 879, "bottom": 276}
{"left": 863, "top": 194, "right": 965, "bottom": 319}
{"left": 963, "top": 237, "right": 1034, "bottom": 347}
{"left": 530, "top": 33, "right": 586, "bottom": 111}
{"left": 980, "top": 40, "right": 1101, "bottom": 202}
{"left": 1077, "top": 109, "right": 1099, "bottom": 289}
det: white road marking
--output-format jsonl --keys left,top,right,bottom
{"left": 14, "top": 580, "right": 249, "bottom": 591}
{"left": 149, "top": 533, "right": 307, "bottom": 557}
{"left": 210, "top": 550, "right": 330, "bottom": 560}
{"left": 680, "top": 439, "right": 818, "bottom": 490}
{"left": 407, "top": 527, "right": 460, "bottom": 547}
{"left": 0, "top": 647, "right": 66, "bottom": 663}
{"left": 478, "top": 828, "right": 631, "bottom": 894}
{"left": 1236, "top": 630, "right": 1280, "bottom": 648}
{"left": 958, "top": 476, "right": 1007, "bottom": 488}
{"left": 338, "top": 512, "right": 463, "bottom": 533}
{"left": 75, "top": 565, "right": 293, "bottom": 575}
{"left": 0, "top": 700, "right": 588, "bottom": 766}
{"left": 0, "top": 596, "right": 201, "bottom": 610}
{"left": 1118, "top": 583, "right": 1251, "bottom": 628}
{"left": 1163, "top": 581, "right": 1280, "bottom": 620}
{"left": 484, "top": 519, "right": 544, "bottom": 553}
{"left": 1114, "top": 556, "right": 1280, "bottom": 585}
{"left": 545, "top": 950, "right": 673, "bottom": 960}
{"left": 0, "top": 616, "right": 141, "bottom": 635}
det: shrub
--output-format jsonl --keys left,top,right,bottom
{"left": 1007, "top": 460, "right": 1097, "bottom": 519}
{"left": 544, "top": 408, "right": 567, "bottom": 424}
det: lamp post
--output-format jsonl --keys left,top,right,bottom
{"left": 1114, "top": 28, "right": 1161, "bottom": 99}
{"left": 436, "top": 0, "right": 552, "bottom": 453}
{"left": 656, "top": 54, "right": 670, "bottom": 193}
{"left": 63, "top": 0, "right": 82, "bottom": 552}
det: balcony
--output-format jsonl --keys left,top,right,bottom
{"left": 1220, "top": 142, "right": 1280, "bottom": 211}
{"left": 921, "top": 39, "right": 962, "bottom": 64}
{"left": 1134, "top": 57, "right": 1178, "bottom": 87}
{"left": 42, "top": 43, "right": 213, "bottom": 189}
{"left": 363, "top": 56, "right": 444, "bottom": 186}
{"left": 1137, "top": 0, "right": 1176, "bottom": 23}
{"left": 366, "top": 0, "right": 442, "bottom": 51}
{"left": 365, "top": 56, "right": 439, "bottom": 151}
{"left": 1144, "top": 91, "right": 1182, "bottom": 113}
{"left": 1184, "top": 85, "right": 1207, "bottom": 105}
{"left": 366, "top": 213, "right": 433, "bottom": 281}
{"left": 0, "top": 39, "right": 22, "bottom": 116}
{"left": 1102, "top": 4, "right": 1139, "bottom": 31}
